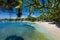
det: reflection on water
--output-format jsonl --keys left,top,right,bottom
{"left": 0, "top": 22, "right": 48, "bottom": 40}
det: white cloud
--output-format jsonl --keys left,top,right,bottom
{"left": 21, "top": 16, "right": 27, "bottom": 18}
{"left": 31, "top": 15, "right": 36, "bottom": 17}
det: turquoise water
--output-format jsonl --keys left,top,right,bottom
{"left": 0, "top": 22, "right": 49, "bottom": 40}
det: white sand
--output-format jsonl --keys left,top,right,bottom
{"left": 35, "top": 22, "right": 60, "bottom": 40}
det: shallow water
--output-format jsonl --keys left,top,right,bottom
{"left": 0, "top": 21, "right": 49, "bottom": 40}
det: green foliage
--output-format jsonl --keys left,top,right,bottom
{"left": 25, "top": 16, "right": 36, "bottom": 21}
{"left": 0, "top": 0, "right": 60, "bottom": 22}
{"left": 38, "top": 13, "right": 47, "bottom": 21}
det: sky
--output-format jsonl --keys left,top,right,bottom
{"left": 0, "top": 0, "right": 48, "bottom": 19}
{"left": 0, "top": 8, "right": 40, "bottom": 19}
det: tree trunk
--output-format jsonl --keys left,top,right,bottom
{"left": 17, "top": 7, "right": 22, "bottom": 18}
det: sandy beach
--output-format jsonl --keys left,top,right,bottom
{"left": 35, "top": 22, "right": 60, "bottom": 40}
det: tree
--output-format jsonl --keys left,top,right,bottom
{"left": 25, "top": 16, "right": 36, "bottom": 21}
{"left": 0, "top": 0, "right": 60, "bottom": 22}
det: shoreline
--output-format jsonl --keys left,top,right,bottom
{"left": 34, "top": 21, "right": 60, "bottom": 40}
{"left": 0, "top": 21, "right": 60, "bottom": 40}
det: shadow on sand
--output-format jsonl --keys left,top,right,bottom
{"left": 48, "top": 22, "right": 60, "bottom": 28}
{"left": 55, "top": 23, "right": 60, "bottom": 28}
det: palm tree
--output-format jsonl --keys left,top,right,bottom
{"left": 0, "top": 0, "right": 60, "bottom": 22}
